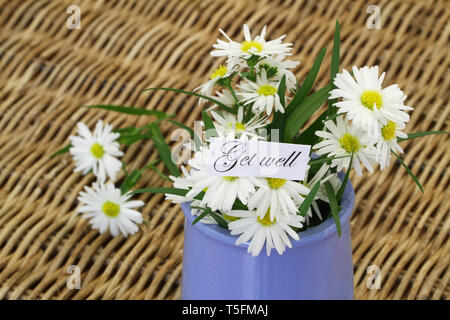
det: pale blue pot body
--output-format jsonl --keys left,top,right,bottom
{"left": 180, "top": 174, "right": 355, "bottom": 300}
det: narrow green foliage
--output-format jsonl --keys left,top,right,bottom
{"left": 336, "top": 152, "right": 353, "bottom": 202}
{"left": 392, "top": 150, "right": 424, "bottom": 193}
{"left": 81, "top": 105, "right": 171, "bottom": 119}
{"left": 202, "top": 110, "right": 218, "bottom": 140}
{"left": 148, "top": 123, "right": 180, "bottom": 177}
{"left": 297, "top": 181, "right": 321, "bottom": 217}
{"left": 168, "top": 119, "right": 202, "bottom": 151}
{"left": 397, "top": 130, "right": 449, "bottom": 142}
{"left": 49, "top": 143, "right": 72, "bottom": 158}
{"left": 284, "top": 83, "right": 332, "bottom": 141}
{"left": 286, "top": 47, "right": 327, "bottom": 115}
{"left": 142, "top": 87, "right": 236, "bottom": 114}
{"left": 309, "top": 154, "right": 350, "bottom": 166}
{"left": 325, "top": 181, "right": 341, "bottom": 236}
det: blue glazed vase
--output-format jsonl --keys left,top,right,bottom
{"left": 180, "top": 174, "right": 355, "bottom": 300}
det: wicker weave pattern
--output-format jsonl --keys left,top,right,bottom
{"left": 0, "top": 0, "right": 448, "bottom": 299}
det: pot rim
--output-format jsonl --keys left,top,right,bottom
{"left": 182, "top": 172, "right": 355, "bottom": 248}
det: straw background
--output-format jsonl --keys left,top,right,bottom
{"left": 0, "top": 0, "right": 448, "bottom": 299}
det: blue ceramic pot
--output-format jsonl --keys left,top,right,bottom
{"left": 180, "top": 174, "right": 355, "bottom": 300}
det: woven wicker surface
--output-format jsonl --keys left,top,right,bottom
{"left": 0, "top": 0, "right": 448, "bottom": 300}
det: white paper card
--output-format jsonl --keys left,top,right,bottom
{"left": 208, "top": 138, "right": 311, "bottom": 180}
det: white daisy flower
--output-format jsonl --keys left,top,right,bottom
{"left": 211, "top": 107, "right": 267, "bottom": 139}
{"left": 77, "top": 181, "right": 144, "bottom": 237}
{"left": 257, "top": 54, "right": 299, "bottom": 91}
{"left": 330, "top": 66, "right": 413, "bottom": 136}
{"left": 69, "top": 120, "right": 123, "bottom": 182}
{"left": 301, "top": 164, "right": 341, "bottom": 224}
{"left": 248, "top": 177, "right": 310, "bottom": 221}
{"left": 227, "top": 208, "right": 304, "bottom": 257}
{"left": 165, "top": 166, "right": 194, "bottom": 204}
{"left": 238, "top": 69, "right": 284, "bottom": 116}
{"left": 185, "top": 147, "right": 259, "bottom": 212}
{"left": 211, "top": 24, "right": 293, "bottom": 61}
{"left": 314, "top": 116, "right": 377, "bottom": 176}
{"left": 375, "top": 120, "right": 407, "bottom": 170}
{"left": 195, "top": 63, "right": 235, "bottom": 105}
{"left": 206, "top": 89, "right": 236, "bottom": 112}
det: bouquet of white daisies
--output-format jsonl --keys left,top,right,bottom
{"left": 53, "top": 22, "right": 446, "bottom": 257}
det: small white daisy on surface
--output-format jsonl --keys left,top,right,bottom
{"left": 330, "top": 66, "right": 413, "bottom": 136}
{"left": 314, "top": 116, "right": 377, "bottom": 176}
{"left": 227, "top": 208, "right": 304, "bottom": 256}
{"left": 184, "top": 147, "right": 260, "bottom": 211}
{"left": 248, "top": 177, "right": 310, "bottom": 221}
{"left": 69, "top": 120, "right": 123, "bottom": 182}
{"left": 211, "top": 107, "right": 267, "bottom": 139}
{"left": 238, "top": 69, "right": 284, "bottom": 116}
{"left": 375, "top": 121, "right": 408, "bottom": 170}
{"left": 77, "top": 181, "right": 144, "bottom": 237}
{"left": 195, "top": 63, "right": 235, "bottom": 104}
{"left": 211, "top": 24, "right": 293, "bottom": 61}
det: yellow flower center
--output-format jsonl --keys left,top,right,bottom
{"left": 223, "top": 176, "right": 239, "bottom": 182}
{"left": 210, "top": 64, "right": 228, "bottom": 80}
{"left": 257, "top": 84, "right": 277, "bottom": 96}
{"left": 381, "top": 121, "right": 397, "bottom": 141}
{"left": 360, "top": 90, "right": 383, "bottom": 110}
{"left": 266, "top": 178, "right": 287, "bottom": 189}
{"left": 223, "top": 214, "right": 240, "bottom": 222}
{"left": 241, "top": 40, "right": 263, "bottom": 53}
{"left": 102, "top": 201, "right": 120, "bottom": 218}
{"left": 339, "top": 133, "right": 361, "bottom": 153}
{"left": 257, "top": 208, "right": 276, "bottom": 226}
{"left": 90, "top": 142, "right": 105, "bottom": 159}
{"left": 235, "top": 122, "right": 245, "bottom": 132}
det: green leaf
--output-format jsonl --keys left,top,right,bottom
{"left": 118, "top": 133, "right": 151, "bottom": 147}
{"left": 295, "top": 110, "right": 326, "bottom": 144}
{"left": 81, "top": 105, "right": 171, "bottom": 119}
{"left": 120, "top": 159, "right": 164, "bottom": 194}
{"left": 286, "top": 47, "right": 327, "bottom": 115}
{"left": 328, "top": 20, "right": 340, "bottom": 117}
{"left": 147, "top": 160, "right": 171, "bottom": 181}
{"left": 191, "top": 207, "right": 210, "bottom": 225}
{"left": 297, "top": 181, "right": 321, "bottom": 217}
{"left": 325, "top": 181, "right": 341, "bottom": 236}
{"left": 207, "top": 210, "right": 229, "bottom": 228}
{"left": 294, "top": 110, "right": 327, "bottom": 145}
{"left": 120, "top": 169, "right": 143, "bottom": 195}
{"left": 49, "top": 143, "right": 72, "bottom": 158}
{"left": 336, "top": 152, "right": 353, "bottom": 202}
{"left": 202, "top": 110, "right": 218, "bottom": 140}
{"left": 142, "top": 87, "right": 236, "bottom": 114}
{"left": 131, "top": 187, "right": 206, "bottom": 202}
{"left": 132, "top": 187, "right": 187, "bottom": 196}
{"left": 271, "top": 75, "right": 286, "bottom": 141}
{"left": 397, "top": 130, "right": 450, "bottom": 142}
{"left": 309, "top": 154, "right": 350, "bottom": 166}
{"left": 168, "top": 119, "right": 202, "bottom": 150}
{"left": 148, "top": 123, "right": 180, "bottom": 177}
{"left": 284, "top": 83, "right": 332, "bottom": 141}
{"left": 391, "top": 150, "right": 424, "bottom": 193}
